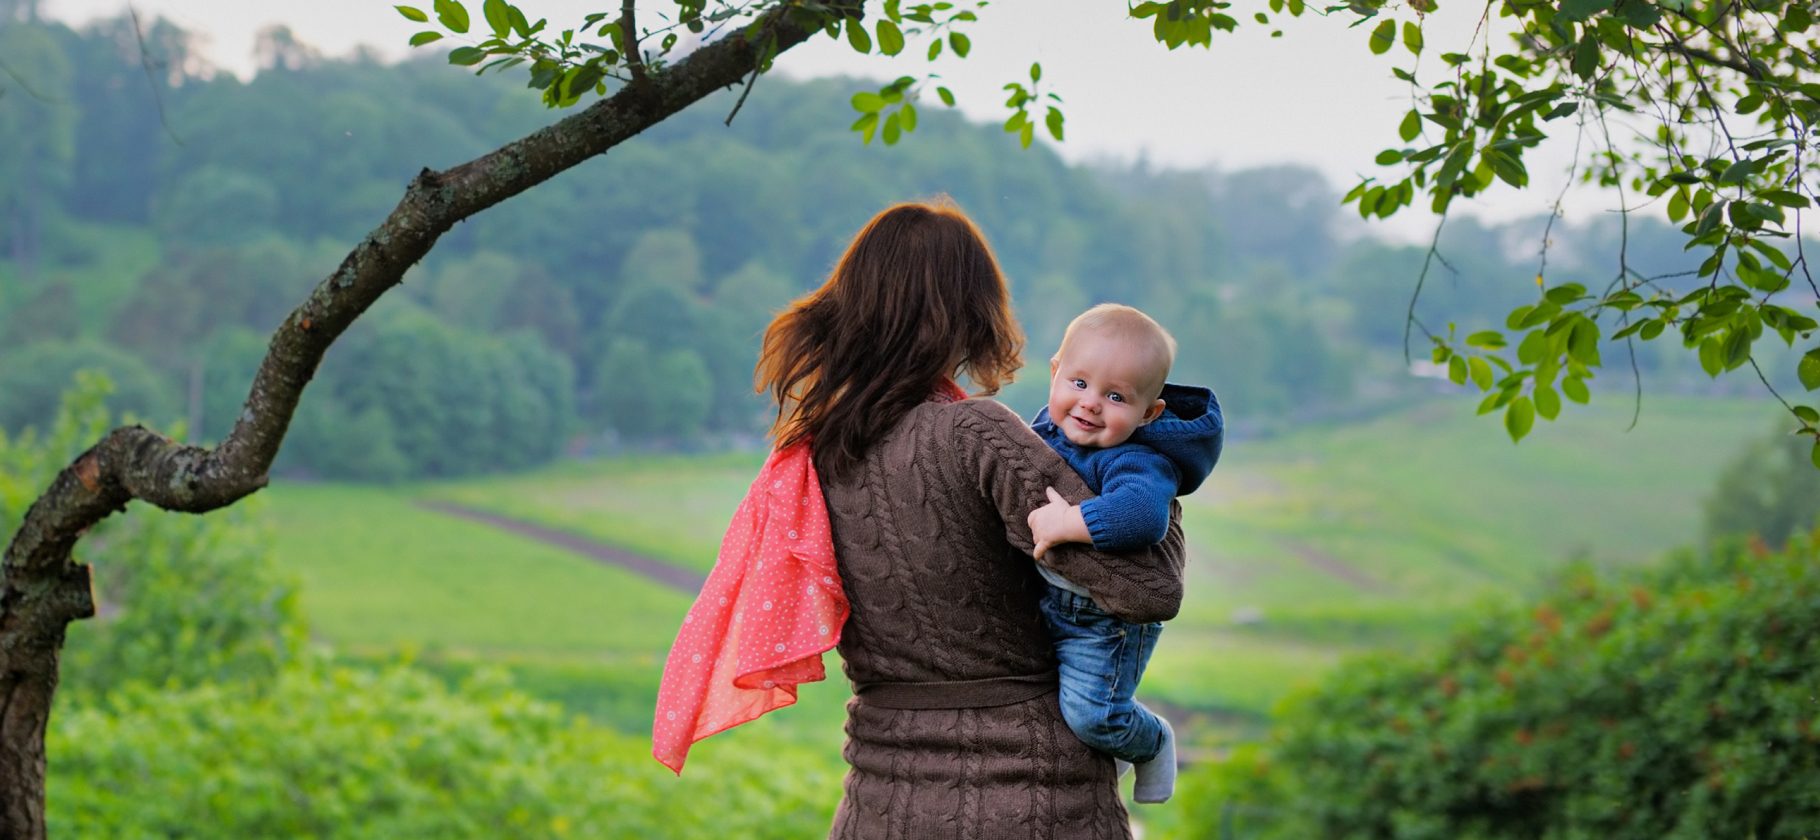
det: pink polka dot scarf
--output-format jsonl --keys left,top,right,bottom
{"left": 652, "top": 380, "right": 967, "bottom": 774}
{"left": 650, "top": 439, "right": 842, "bottom": 774}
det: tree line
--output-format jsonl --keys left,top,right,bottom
{"left": 2, "top": 13, "right": 1775, "bottom": 481}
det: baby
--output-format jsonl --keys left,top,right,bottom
{"left": 1026, "top": 303, "right": 1223, "bottom": 804}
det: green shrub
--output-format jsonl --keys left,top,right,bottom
{"left": 2, "top": 372, "right": 305, "bottom": 699}
{"left": 1165, "top": 535, "right": 1820, "bottom": 840}
{"left": 58, "top": 499, "right": 304, "bottom": 700}
{"left": 48, "top": 662, "right": 841, "bottom": 839}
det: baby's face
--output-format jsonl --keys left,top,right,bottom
{"left": 1047, "top": 332, "right": 1167, "bottom": 449}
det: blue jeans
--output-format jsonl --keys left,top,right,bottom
{"left": 1038, "top": 583, "right": 1166, "bottom": 764}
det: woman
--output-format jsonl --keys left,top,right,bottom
{"left": 756, "top": 201, "right": 1187, "bottom": 839}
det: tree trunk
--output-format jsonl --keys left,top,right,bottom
{"left": 0, "top": 4, "right": 851, "bottom": 834}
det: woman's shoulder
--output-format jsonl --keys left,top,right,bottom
{"left": 908, "top": 397, "right": 1039, "bottom": 443}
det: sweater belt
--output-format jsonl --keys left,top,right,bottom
{"left": 854, "top": 670, "right": 1059, "bottom": 710}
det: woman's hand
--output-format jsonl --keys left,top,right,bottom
{"left": 1028, "top": 487, "right": 1092, "bottom": 558}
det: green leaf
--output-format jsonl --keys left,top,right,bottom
{"left": 1562, "top": 376, "right": 1590, "bottom": 403}
{"left": 1369, "top": 19, "right": 1396, "bottom": 54}
{"left": 937, "top": 86, "right": 956, "bottom": 106}
{"left": 1446, "top": 355, "right": 1466, "bottom": 384}
{"left": 1468, "top": 356, "right": 1494, "bottom": 390}
{"left": 1572, "top": 30, "right": 1600, "bottom": 80}
{"left": 409, "top": 31, "right": 444, "bottom": 45}
{"left": 851, "top": 92, "right": 885, "bottom": 113}
{"left": 1723, "top": 327, "right": 1753, "bottom": 370}
{"left": 1667, "top": 189, "right": 1689, "bottom": 222}
{"left": 566, "top": 63, "right": 605, "bottom": 98}
{"left": 1506, "top": 305, "right": 1534, "bottom": 330}
{"left": 1796, "top": 405, "right": 1820, "bottom": 422}
{"left": 483, "top": 0, "right": 510, "bottom": 36}
{"left": 877, "top": 20, "right": 905, "bottom": 55}
{"left": 1519, "top": 301, "right": 1561, "bottom": 331}
{"left": 902, "top": 102, "right": 918, "bottom": 132}
{"left": 1376, "top": 149, "right": 1405, "bottom": 165}
{"left": 1485, "top": 147, "right": 1528, "bottom": 188}
{"left": 1030, "top": 62, "right": 1042, "bottom": 82}
{"left": 1518, "top": 329, "right": 1550, "bottom": 365}
{"left": 1466, "top": 331, "right": 1507, "bottom": 349}
{"left": 882, "top": 112, "right": 902, "bottom": 145}
{"left": 847, "top": 19, "right": 873, "bottom": 52}
{"left": 1558, "top": 0, "right": 1618, "bottom": 21}
{"left": 1045, "top": 107, "right": 1065, "bottom": 141}
{"left": 1812, "top": 441, "right": 1820, "bottom": 471}
{"left": 1402, "top": 21, "right": 1423, "bottom": 53}
{"left": 1786, "top": 1, "right": 1814, "bottom": 31}
{"left": 1568, "top": 318, "right": 1602, "bottom": 365}
{"left": 1799, "top": 349, "right": 1820, "bottom": 391}
{"left": 1399, "top": 109, "right": 1422, "bottom": 142}
{"left": 1694, "top": 200, "right": 1725, "bottom": 238}
{"left": 1020, "top": 122, "right": 1034, "bottom": 148}
{"left": 1543, "top": 101, "right": 1578, "bottom": 121}
{"left": 1505, "top": 396, "right": 1536, "bottom": 442}
{"left": 1760, "top": 189, "right": 1810, "bottom": 209}
{"left": 1717, "top": 158, "right": 1758, "bottom": 185}
{"left": 949, "top": 32, "right": 971, "bottom": 57}
{"left": 1544, "top": 283, "right": 1587, "bottom": 305}
{"left": 397, "top": 5, "right": 431, "bottom": 22}
{"left": 448, "top": 46, "right": 486, "bottom": 65}
{"left": 1534, "top": 383, "right": 1561, "bottom": 419}
{"left": 1611, "top": 0, "right": 1662, "bottom": 27}
{"left": 851, "top": 112, "right": 879, "bottom": 144}
{"left": 434, "top": 0, "right": 470, "bottom": 33}
{"left": 1698, "top": 336, "right": 1724, "bottom": 377}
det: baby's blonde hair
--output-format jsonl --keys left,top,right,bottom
{"left": 1055, "top": 303, "right": 1177, "bottom": 399}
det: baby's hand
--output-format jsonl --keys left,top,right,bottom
{"left": 1028, "top": 487, "right": 1091, "bottom": 559}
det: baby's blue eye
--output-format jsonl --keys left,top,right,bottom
{"left": 1071, "top": 379, "right": 1086, "bottom": 389}
{"left": 1108, "top": 393, "right": 1125, "bottom": 403}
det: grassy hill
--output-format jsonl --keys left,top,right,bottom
{"left": 264, "top": 394, "right": 1780, "bottom": 746}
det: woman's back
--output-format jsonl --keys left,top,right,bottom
{"left": 820, "top": 398, "right": 1180, "bottom": 840}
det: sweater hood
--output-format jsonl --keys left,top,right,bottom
{"left": 1032, "top": 383, "right": 1223, "bottom": 496}
{"left": 1132, "top": 383, "right": 1223, "bottom": 496}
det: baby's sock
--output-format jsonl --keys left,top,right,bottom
{"left": 1131, "top": 714, "right": 1176, "bottom": 804}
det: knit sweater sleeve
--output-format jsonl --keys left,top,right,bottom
{"left": 948, "top": 399, "right": 1186, "bottom": 625}
{"left": 1078, "top": 447, "right": 1178, "bottom": 551}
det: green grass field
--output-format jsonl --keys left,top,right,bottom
{"left": 265, "top": 394, "right": 1782, "bottom": 744}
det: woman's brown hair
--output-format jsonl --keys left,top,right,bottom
{"left": 756, "top": 200, "right": 1024, "bottom": 480}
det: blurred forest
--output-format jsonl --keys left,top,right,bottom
{"left": 0, "top": 12, "right": 1770, "bottom": 482}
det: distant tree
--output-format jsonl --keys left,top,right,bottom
{"left": 0, "top": 19, "right": 73, "bottom": 279}
{"left": 1705, "top": 424, "right": 1820, "bottom": 547}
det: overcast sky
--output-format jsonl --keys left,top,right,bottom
{"left": 40, "top": 0, "right": 1626, "bottom": 240}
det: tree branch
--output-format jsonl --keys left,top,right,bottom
{"left": 1650, "top": 28, "right": 1762, "bottom": 79}
{"left": 622, "top": 0, "right": 646, "bottom": 86}
{"left": 0, "top": 2, "right": 856, "bottom": 835}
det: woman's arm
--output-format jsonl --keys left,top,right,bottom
{"left": 949, "top": 399, "right": 1185, "bottom": 625}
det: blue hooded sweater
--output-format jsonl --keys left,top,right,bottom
{"left": 1031, "top": 383, "right": 1224, "bottom": 553}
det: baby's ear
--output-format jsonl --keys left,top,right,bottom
{"left": 1141, "top": 398, "right": 1167, "bottom": 425}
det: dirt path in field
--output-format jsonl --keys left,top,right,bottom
{"left": 1285, "top": 542, "right": 1387, "bottom": 592}
{"left": 416, "top": 500, "right": 707, "bottom": 594}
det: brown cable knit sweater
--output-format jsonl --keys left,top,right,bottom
{"left": 820, "top": 398, "right": 1186, "bottom": 840}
